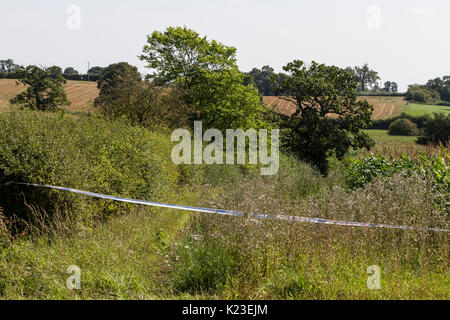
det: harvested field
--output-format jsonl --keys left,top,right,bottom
{"left": 263, "top": 96, "right": 407, "bottom": 119}
{"left": 0, "top": 79, "right": 99, "bottom": 112}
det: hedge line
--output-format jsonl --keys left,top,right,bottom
{"left": 0, "top": 72, "right": 99, "bottom": 82}
{"left": 371, "top": 113, "right": 432, "bottom": 130}
{"left": 358, "top": 92, "right": 406, "bottom": 97}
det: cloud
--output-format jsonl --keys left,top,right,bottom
{"left": 407, "top": 7, "right": 437, "bottom": 17}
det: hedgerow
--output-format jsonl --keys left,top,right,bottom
{"left": 0, "top": 110, "right": 179, "bottom": 230}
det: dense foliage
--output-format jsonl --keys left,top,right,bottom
{"left": 406, "top": 85, "right": 441, "bottom": 104}
{"left": 0, "top": 59, "right": 19, "bottom": 78}
{"left": 276, "top": 60, "right": 374, "bottom": 174}
{"left": 426, "top": 76, "right": 450, "bottom": 102}
{"left": 346, "top": 150, "right": 449, "bottom": 199}
{"left": 388, "top": 118, "right": 418, "bottom": 136}
{"left": 345, "top": 64, "right": 380, "bottom": 92}
{"left": 0, "top": 110, "right": 179, "bottom": 229}
{"left": 10, "top": 65, "right": 70, "bottom": 111}
{"left": 371, "top": 113, "right": 431, "bottom": 130}
{"left": 97, "top": 82, "right": 195, "bottom": 129}
{"left": 245, "top": 65, "right": 290, "bottom": 96}
{"left": 417, "top": 113, "right": 450, "bottom": 146}
{"left": 139, "top": 26, "right": 265, "bottom": 131}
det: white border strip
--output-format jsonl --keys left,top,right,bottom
{"left": 4, "top": 181, "right": 449, "bottom": 233}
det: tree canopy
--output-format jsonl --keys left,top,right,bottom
{"left": 246, "top": 66, "right": 290, "bottom": 96}
{"left": 87, "top": 66, "right": 105, "bottom": 76}
{"left": 10, "top": 65, "right": 70, "bottom": 111}
{"left": 139, "top": 26, "right": 265, "bottom": 131}
{"left": 63, "top": 67, "right": 79, "bottom": 75}
{"left": 382, "top": 81, "right": 398, "bottom": 93}
{"left": 140, "top": 26, "right": 237, "bottom": 89}
{"left": 94, "top": 62, "right": 142, "bottom": 107}
{"left": 406, "top": 85, "right": 441, "bottom": 104}
{"left": 426, "top": 76, "right": 450, "bottom": 102}
{"left": 276, "top": 60, "right": 374, "bottom": 174}
{"left": 346, "top": 63, "right": 380, "bottom": 92}
{"left": 0, "top": 59, "right": 19, "bottom": 73}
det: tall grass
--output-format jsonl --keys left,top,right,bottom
{"left": 170, "top": 166, "right": 449, "bottom": 299}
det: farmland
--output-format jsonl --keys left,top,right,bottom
{"left": 0, "top": 79, "right": 98, "bottom": 112}
{"left": 404, "top": 103, "right": 450, "bottom": 116}
{"left": 0, "top": 51, "right": 449, "bottom": 301}
{"left": 263, "top": 95, "right": 407, "bottom": 119}
{"left": 2, "top": 79, "right": 447, "bottom": 120}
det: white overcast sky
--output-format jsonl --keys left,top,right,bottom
{"left": 1, "top": 0, "right": 449, "bottom": 91}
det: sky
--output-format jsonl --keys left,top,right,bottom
{"left": 1, "top": 0, "right": 449, "bottom": 92}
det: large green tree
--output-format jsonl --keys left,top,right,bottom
{"left": 94, "top": 62, "right": 142, "bottom": 107}
{"left": 346, "top": 63, "right": 380, "bottom": 92}
{"left": 277, "top": 60, "right": 374, "bottom": 174}
{"left": 139, "top": 26, "right": 264, "bottom": 131}
{"left": 10, "top": 65, "right": 70, "bottom": 111}
{"left": 383, "top": 81, "right": 398, "bottom": 93}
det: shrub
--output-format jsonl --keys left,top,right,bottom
{"left": 418, "top": 113, "right": 450, "bottom": 146}
{"left": 388, "top": 118, "right": 418, "bottom": 136}
{"left": 0, "top": 110, "right": 179, "bottom": 231}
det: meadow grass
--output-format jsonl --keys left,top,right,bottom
{"left": 0, "top": 206, "right": 192, "bottom": 299}
{"left": 363, "top": 130, "right": 417, "bottom": 144}
{"left": 404, "top": 103, "right": 450, "bottom": 117}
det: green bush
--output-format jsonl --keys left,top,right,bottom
{"left": 418, "top": 113, "right": 450, "bottom": 146}
{"left": 388, "top": 118, "right": 418, "bottom": 136}
{"left": 0, "top": 110, "right": 179, "bottom": 229}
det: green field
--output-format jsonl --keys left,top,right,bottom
{"left": 404, "top": 103, "right": 450, "bottom": 116}
{"left": 364, "top": 130, "right": 417, "bottom": 144}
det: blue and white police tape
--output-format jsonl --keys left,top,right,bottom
{"left": 4, "top": 181, "right": 449, "bottom": 233}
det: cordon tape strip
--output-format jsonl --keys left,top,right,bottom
{"left": 4, "top": 181, "right": 449, "bottom": 233}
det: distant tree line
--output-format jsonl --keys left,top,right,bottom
{"left": 245, "top": 63, "right": 399, "bottom": 96}
{"left": 244, "top": 66, "right": 290, "bottom": 96}
{"left": 345, "top": 63, "right": 398, "bottom": 94}
{"left": 0, "top": 59, "right": 19, "bottom": 78}
{"left": 62, "top": 66, "right": 105, "bottom": 82}
{"left": 0, "top": 59, "right": 105, "bottom": 82}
